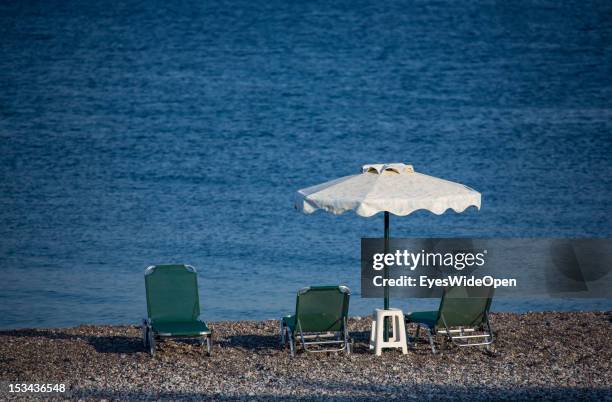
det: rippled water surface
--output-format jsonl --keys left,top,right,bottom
{"left": 1, "top": 0, "right": 611, "bottom": 328}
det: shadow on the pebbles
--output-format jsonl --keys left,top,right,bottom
{"left": 349, "top": 330, "right": 370, "bottom": 340}
{"left": 0, "top": 329, "right": 143, "bottom": 354}
{"left": 298, "top": 380, "right": 612, "bottom": 401}
{"left": 348, "top": 330, "right": 494, "bottom": 357}
{"left": 87, "top": 335, "right": 144, "bottom": 354}
{"left": 71, "top": 389, "right": 293, "bottom": 401}
{"left": 223, "top": 332, "right": 380, "bottom": 353}
{"left": 69, "top": 383, "right": 612, "bottom": 401}
{"left": 221, "top": 334, "right": 279, "bottom": 350}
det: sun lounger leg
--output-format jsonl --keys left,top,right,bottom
{"left": 344, "top": 319, "right": 351, "bottom": 355}
{"left": 484, "top": 314, "right": 495, "bottom": 353}
{"left": 142, "top": 319, "right": 149, "bottom": 348}
{"left": 288, "top": 331, "right": 295, "bottom": 357}
{"left": 425, "top": 327, "right": 436, "bottom": 354}
{"left": 148, "top": 330, "right": 156, "bottom": 357}
{"left": 280, "top": 320, "right": 286, "bottom": 346}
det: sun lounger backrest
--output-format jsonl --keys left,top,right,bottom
{"left": 295, "top": 286, "right": 350, "bottom": 332}
{"left": 145, "top": 264, "right": 200, "bottom": 323}
{"left": 437, "top": 285, "right": 494, "bottom": 328}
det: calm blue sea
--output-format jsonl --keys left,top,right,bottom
{"left": 0, "top": 0, "right": 611, "bottom": 329}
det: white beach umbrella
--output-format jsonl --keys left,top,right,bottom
{"left": 295, "top": 163, "right": 481, "bottom": 333}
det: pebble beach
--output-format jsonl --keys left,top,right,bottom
{"left": 1, "top": 312, "right": 610, "bottom": 401}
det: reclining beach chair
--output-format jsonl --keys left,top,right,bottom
{"left": 280, "top": 285, "right": 351, "bottom": 357}
{"left": 405, "top": 285, "right": 494, "bottom": 354}
{"left": 142, "top": 264, "right": 212, "bottom": 356}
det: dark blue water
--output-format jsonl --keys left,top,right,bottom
{"left": 1, "top": 0, "right": 611, "bottom": 329}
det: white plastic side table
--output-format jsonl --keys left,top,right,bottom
{"left": 369, "top": 308, "right": 408, "bottom": 356}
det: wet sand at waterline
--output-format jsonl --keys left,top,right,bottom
{"left": 0, "top": 312, "right": 610, "bottom": 401}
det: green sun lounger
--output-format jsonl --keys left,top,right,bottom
{"left": 280, "top": 285, "right": 351, "bottom": 357}
{"left": 405, "top": 285, "right": 494, "bottom": 354}
{"left": 142, "top": 264, "right": 212, "bottom": 356}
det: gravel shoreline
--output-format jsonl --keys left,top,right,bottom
{"left": 1, "top": 312, "right": 610, "bottom": 401}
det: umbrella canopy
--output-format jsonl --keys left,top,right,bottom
{"left": 295, "top": 163, "right": 481, "bottom": 340}
{"left": 296, "top": 163, "right": 481, "bottom": 216}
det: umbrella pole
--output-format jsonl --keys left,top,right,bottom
{"left": 383, "top": 211, "right": 390, "bottom": 341}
